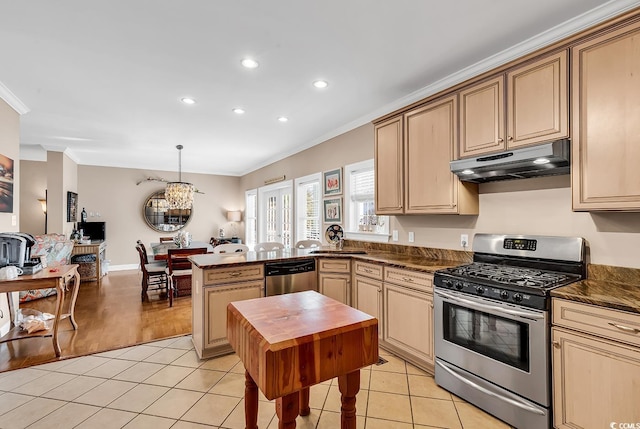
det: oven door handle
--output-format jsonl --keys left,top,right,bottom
{"left": 436, "top": 360, "right": 546, "bottom": 416}
{"left": 435, "top": 289, "right": 544, "bottom": 320}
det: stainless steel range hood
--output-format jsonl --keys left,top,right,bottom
{"left": 450, "top": 139, "right": 570, "bottom": 183}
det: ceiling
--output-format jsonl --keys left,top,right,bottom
{"left": 1, "top": 0, "right": 637, "bottom": 176}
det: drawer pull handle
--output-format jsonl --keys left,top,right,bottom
{"left": 230, "top": 272, "right": 241, "bottom": 277}
{"left": 402, "top": 277, "right": 414, "bottom": 282}
{"left": 363, "top": 268, "right": 373, "bottom": 273}
{"left": 608, "top": 322, "right": 640, "bottom": 334}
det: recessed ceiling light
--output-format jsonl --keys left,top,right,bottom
{"left": 278, "top": 116, "right": 289, "bottom": 123}
{"left": 313, "top": 80, "right": 328, "bottom": 89}
{"left": 241, "top": 58, "right": 259, "bottom": 69}
{"left": 181, "top": 97, "right": 196, "bottom": 105}
{"left": 232, "top": 108, "right": 245, "bottom": 114}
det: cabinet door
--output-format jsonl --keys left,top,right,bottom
{"left": 319, "top": 272, "right": 350, "bottom": 305}
{"left": 354, "top": 276, "right": 383, "bottom": 340}
{"left": 374, "top": 116, "right": 404, "bottom": 214}
{"left": 552, "top": 327, "right": 640, "bottom": 429}
{"left": 383, "top": 283, "right": 434, "bottom": 367}
{"left": 204, "top": 281, "right": 263, "bottom": 351}
{"left": 405, "top": 95, "right": 477, "bottom": 214}
{"left": 572, "top": 22, "right": 640, "bottom": 210}
{"left": 459, "top": 76, "right": 505, "bottom": 158}
{"left": 507, "top": 50, "right": 568, "bottom": 148}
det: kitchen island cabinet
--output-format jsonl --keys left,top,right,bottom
{"left": 571, "top": 20, "right": 640, "bottom": 211}
{"left": 551, "top": 298, "right": 640, "bottom": 428}
{"left": 191, "top": 263, "right": 264, "bottom": 359}
{"left": 318, "top": 258, "right": 351, "bottom": 305}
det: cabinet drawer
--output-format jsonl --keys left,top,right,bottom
{"left": 204, "top": 264, "right": 264, "bottom": 285}
{"left": 353, "top": 260, "right": 383, "bottom": 280}
{"left": 318, "top": 258, "right": 351, "bottom": 274}
{"left": 553, "top": 299, "right": 640, "bottom": 348}
{"left": 384, "top": 267, "right": 433, "bottom": 292}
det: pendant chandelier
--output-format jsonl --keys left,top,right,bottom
{"left": 165, "top": 145, "right": 194, "bottom": 210}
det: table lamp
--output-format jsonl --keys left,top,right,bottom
{"left": 226, "top": 210, "right": 242, "bottom": 238}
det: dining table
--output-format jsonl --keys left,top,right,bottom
{"left": 150, "top": 241, "right": 214, "bottom": 261}
{"left": 227, "top": 290, "right": 379, "bottom": 429}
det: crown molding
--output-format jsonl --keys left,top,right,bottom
{"left": 0, "top": 80, "right": 29, "bottom": 115}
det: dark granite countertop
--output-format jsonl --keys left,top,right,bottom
{"left": 190, "top": 247, "right": 464, "bottom": 273}
{"left": 551, "top": 279, "right": 640, "bottom": 315}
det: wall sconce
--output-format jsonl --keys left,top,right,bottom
{"left": 226, "top": 210, "right": 242, "bottom": 238}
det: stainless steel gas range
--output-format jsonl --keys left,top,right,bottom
{"left": 433, "top": 234, "right": 586, "bottom": 429}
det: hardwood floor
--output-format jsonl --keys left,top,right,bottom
{"left": 0, "top": 269, "right": 192, "bottom": 373}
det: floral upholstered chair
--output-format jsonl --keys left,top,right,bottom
{"left": 19, "top": 234, "right": 74, "bottom": 302}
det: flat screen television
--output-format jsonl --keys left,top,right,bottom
{"left": 80, "top": 221, "right": 106, "bottom": 241}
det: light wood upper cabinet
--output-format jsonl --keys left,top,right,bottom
{"left": 374, "top": 116, "right": 404, "bottom": 214}
{"left": 404, "top": 95, "right": 478, "bottom": 214}
{"left": 507, "top": 51, "right": 568, "bottom": 148}
{"left": 572, "top": 22, "right": 640, "bottom": 211}
{"left": 459, "top": 76, "right": 505, "bottom": 157}
{"left": 458, "top": 51, "right": 568, "bottom": 159}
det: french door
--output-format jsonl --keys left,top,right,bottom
{"left": 258, "top": 181, "right": 293, "bottom": 248}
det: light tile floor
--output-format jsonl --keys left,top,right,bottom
{"left": 0, "top": 336, "right": 512, "bottom": 428}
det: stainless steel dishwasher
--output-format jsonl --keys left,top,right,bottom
{"left": 264, "top": 258, "right": 317, "bottom": 296}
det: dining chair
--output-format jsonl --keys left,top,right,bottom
{"left": 294, "top": 239, "right": 322, "bottom": 249}
{"left": 166, "top": 247, "right": 207, "bottom": 307}
{"left": 136, "top": 240, "right": 165, "bottom": 267}
{"left": 136, "top": 244, "right": 168, "bottom": 302}
{"left": 254, "top": 242, "right": 285, "bottom": 251}
{"left": 213, "top": 243, "right": 250, "bottom": 254}
{"left": 159, "top": 236, "right": 174, "bottom": 243}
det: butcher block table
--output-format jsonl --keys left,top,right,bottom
{"left": 227, "top": 290, "right": 378, "bottom": 429}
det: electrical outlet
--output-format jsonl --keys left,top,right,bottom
{"left": 408, "top": 232, "right": 415, "bottom": 243}
{"left": 461, "top": 234, "right": 469, "bottom": 248}
{"left": 392, "top": 230, "right": 399, "bottom": 241}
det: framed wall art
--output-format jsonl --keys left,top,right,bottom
{"left": 67, "top": 191, "right": 78, "bottom": 222}
{"left": 323, "top": 168, "right": 342, "bottom": 196}
{"left": 323, "top": 197, "right": 342, "bottom": 223}
{"left": 0, "top": 153, "right": 14, "bottom": 213}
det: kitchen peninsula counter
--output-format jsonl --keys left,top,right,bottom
{"left": 189, "top": 247, "right": 464, "bottom": 273}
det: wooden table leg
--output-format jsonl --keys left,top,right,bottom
{"left": 299, "top": 387, "right": 310, "bottom": 416}
{"left": 52, "top": 282, "right": 65, "bottom": 357}
{"left": 276, "top": 391, "right": 299, "bottom": 429}
{"left": 338, "top": 370, "right": 360, "bottom": 429}
{"left": 68, "top": 269, "right": 81, "bottom": 329}
{"left": 245, "top": 371, "right": 258, "bottom": 429}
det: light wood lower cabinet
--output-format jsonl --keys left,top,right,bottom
{"left": 353, "top": 261, "right": 384, "bottom": 341}
{"left": 383, "top": 268, "right": 434, "bottom": 373}
{"left": 552, "top": 299, "right": 640, "bottom": 428}
{"left": 192, "top": 264, "right": 264, "bottom": 359}
{"left": 318, "top": 258, "right": 351, "bottom": 305}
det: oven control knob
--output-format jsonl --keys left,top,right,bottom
{"left": 475, "top": 286, "right": 484, "bottom": 295}
{"left": 513, "top": 293, "right": 523, "bottom": 302}
{"left": 455, "top": 281, "right": 464, "bottom": 290}
{"left": 500, "top": 290, "right": 509, "bottom": 300}
{"left": 442, "top": 279, "right": 453, "bottom": 288}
